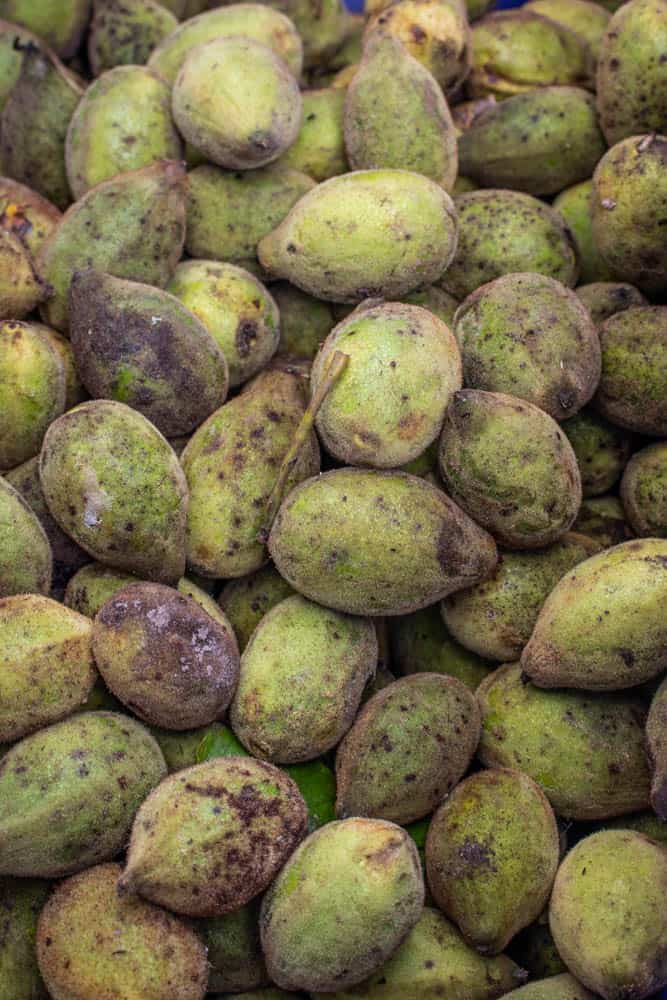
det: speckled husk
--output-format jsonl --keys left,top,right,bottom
{"left": 39, "top": 400, "right": 188, "bottom": 584}
{"left": 92, "top": 582, "right": 239, "bottom": 730}
{"left": 260, "top": 0, "right": 348, "bottom": 69}
{"left": 441, "top": 190, "right": 578, "bottom": 301}
{"left": 562, "top": 409, "right": 632, "bottom": 497}
{"left": 271, "top": 282, "right": 333, "bottom": 361}
{"left": 0, "top": 594, "right": 95, "bottom": 743}
{"left": 476, "top": 664, "right": 650, "bottom": 819}
{"left": 601, "top": 810, "right": 667, "bottom": 846}
{"left": 0, "top": 877, "right": 50, "bottom": 1000}
{"left": 553, "top": 180, "right": 614, "bottom": 285}
{"left": 68, "top": 269, "right": 228, "bottom": 436}
{"left": 454, "top": 274, "right": 600, "bottom": 421}
{"left": 260, "top": 817, "right": 424, "bottom": 992}
{"left": 621, "top": 443, "right": 667, "bottom": 538}
{"left": 647, "top": 675, "right": 667, "bottom": 818}
{"left": 596, "top": 0, "right": 667, "bottom": 145}
{"left": 549, "top": 831, "right": 667, "bottom": 1000}
{"left": 441, "top": 533, "right": 599, "bottom": 663}
{"left": 593, "top": 306, "right": 667, "bottom": 436}
{"left": 402, "top": 285, "right": 459, "bottom": 327}
{"left": 389, "top": 604, "right": 492, "bottom": 690}
{"left": 147, "top": 5, "right": 303, "bottom": 84}
{"left": 426, "top": 769, "right": 559, "bottom": 955}
{"left": 36, "top": 863, "right": 208, "bottom": 1000}
{"left": 0, "top": 179, "right": 61, "bottom": 258}
{"left": 0, "top": 711, "right": 166, "bottom": 877}
{"left": 0, "top": 231, "right": 48, "bottom": 320}
{"left": 88, "top": 0, "right": 178, "bottom": 75}
{"left": 575, "top": 281, "right": 647, "bottom": 326}
{"left": 0, "top": 20, "right": 42, "bottom": 116}
{"left": 500, "top": 974, "right": 596, "bottom": 1000}
{"left": 573, "top": 494, "right": 634, "bottom": 548}
{"left": 527, "top": 0, "right": 611, "bottom": 58}
{"left": 0, "top": 0, "right": 91, "bottom": 58}
{"left": 0, "top": 475, "right": 52, "bottom": 598}
{"left": 37, "top": 160, "right": 188, "bottom": 332}
{"left": 335, "top": 673, "right": 480, "bottom": 825}
{"left": 268, "top": 468, "right": 498, "bottom": 616}
{"left": 438, "top": 390, "right": 582, "bottom": 549}
{"left": 282, "top": 87, "right": 347, "bottom": 182}
{"left": 201, "top": 899, "right": 270, "bottom": 994}
{"left": 119, "top": 757, "right": 308, "bottom": 917}
{"left": 231, "top": 594, "right": 376, "bottom": 763}
{"left": 258, "top": 170, "right": 459, "bottom": 303}
{"left": 344, "top": 33, "right": 458, "bottom": 191}
{"left": 591, "top": 134, "right": 667, "bottom": 297}
{"left": 64, "top": 562, "right": 142, "bottom": 616}
{"left": 181, "top": 369, "right": 319, "bottom": 579}
{"left": 458, "top": 87, "right": 606, "bottom": 196}
{"left": 185, "top": 163, "right": 315, "bottom": 267}
{"left": 218, "top": 565, "right": 295, "bottom": 652}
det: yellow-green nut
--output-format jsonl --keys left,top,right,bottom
{"left": 272, "top": 282, "right": 334, "bottom": 361}
{"left": 119, "top": 757, "right": 308, "bottom": 917}
{"left": 620, "top": 443, "right": 667, "bottom": 538}
{"left": 202, "top": 899, "right": 269, "bottom": 994}
{"left": 167, "top": 261, "right": 279, "bottom": 388}
{"left": 218, "top": 566, "right": 295, "bottom": 652}
{"left": 260, "top": 817, "right": 424, "bottom": 992}
{"left": 37, "top": 160, "right": 188, "bottom": 332}
{"left": 454, "top": 274, "right": 600, "bottom": 421}
{"left": 402, "top": 285, "right": 459, "bottom": 327}
{"left": 64, "top": 562, "right": 141, "bottom": 617}
{"left": 344, "top": 33, "right": 458, "bottom": 191}
{"left": 182, "top": 369, "right": 320, "bottom": 579}
{"left": 185, "top": 163, "right": 315, "bottom": 266}
{"left": 36, "top": 863, "right": 208, "bottom": 1000}
{"left": 592, "top": 134, "right": 667, "bottom": 296}
{"left": 268, "top": 468, "right": 498, "bottom": 616}
{"left": 389, "top": 605, "right": 492, "bottom": 691}
{"left": 501, "top": 973, "right": 597, "bottom": 1000}
{"left": 282, "top": 87, "right": 347, "bottom": 182}
{"left": 441, "top": 190, "right": 578, "bottom": 301}
{"left": 312, "top": 301, "right": 462, "bottom": 468}
{"left": 232, "top": 594, "right": 375, "bottom": 762}
{"left": 364, "top": 0, "right": 471, "bottom": 97}
{"left": 553, "top": 180, "right": 614, "bottom": 285}
{"left": 0, "top": 230, "right": 48, "bottom": 321}
{"left": 0, "top": 476, "right": 52, "bottom": 599}
{"left": 575, "top": 281, "right": 647, "bottom": 326}
{"left": 92, "top": 582, "right": 240, "bottom": 730}
{"left": 647, "top": 676, "right": 667, "bottom": 818}
{"left": 324, "top": 907, "right": 526, "bottom": 999}
{"left": 441, "top": 533, "right": 599, "bottom": 663}
{"left": 527, "top": 0, "right": 611, "bottom": 58}
{"left": 459, "top": 87, "right": 606, "bottom": 196}
{"left": 0, "top": 877, "right": 50, "bottom": 1000}
{"left": 258, "top": 170, "right": 459, "bottom": 303}
{"left": 0, "top": 711, "right": 167, "bottom": 877}
{"left": 0, "top": 178, "right": 61, "bottom": 258}
{"left": 88, "top": 0, "right": 179, "bottom": 76}
{"left": 549, "top": 831, "right": 667, "bottom": 1000}
{"left": 0, "top": 321, "right": 66, "bottom": 471}
{"left": 173, "top": 37, "right": 302, "bottom": 170}
{"left": 438, "top": 390, "right": 582, "bottom": 549}
{"left": 476, "top": 663, "right": 650, "bottom": 819}
{"left": 148, "top": 5, "right": 304, "bottom": 84}
{"left": 68, "top": 269, "right": 228, "bottom": 436}
{"left": 34, "top": 324, "right": 84, "bottom": 409}
{"left": 39, "top": 400, "right": 189, "bottom": 584}
{"left": 594, "top": 306, "right": 667, "bottom": 435}
{"left": 218, "top": 992, "right": 302, "bottom": 999}
{"left": 573, "top": 493, "right": 634, "bottom": 548}
{"left": 0, "top": 594, "right": 95, "bottom": 743}
{"left": 602, "top": 811, "right": 667, "bottom": 847}
{"left": 596, "top": 0, "right": 667, "bottom": 145}
{"left": 66, "top": 66, "right": 182, "bottom": 200}
{"left": 335, "top": 673, "right": 480, "bottom": 825}
{"left": 270, "top": 0, "right": 348, "bottom": 69}
{"left": 522, "top": 539, "right": 667, "bottom": 690}
{"left": 426, "top": 768, "right": 559, "bottom": 955}
{"left": 0, "top": 19, "right": 41, "bottom": 116}
{"left": 563, "top": 409, "right": 632, "bottom": 497}
{"left": 0, "top": 0, "right": 91, "bottom": 58}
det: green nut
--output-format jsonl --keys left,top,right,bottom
{"left": 335, "top": 673, "right": 480, "bottom": 824}
{"left": 68, "top": 269, "right": 228, "bottom": 436}
{"left": 88, "top": 0, "right": 179, "bottom": 75}
{"left": 0, "top": 877, "right": 50, "bottom": 1000}
{"left": 553, "top": 180, "right": 614, "bottom": 285}
{"left": 201, "top": 899, "right": 269, "bottom": 994}
{"left": 218, "top": 565, "right": 295, "bottom": 652}
{"left": 501, "top": 974, "right": 596, "bottom": 1000}
{"left": 402, "top": 285, "right": 459, "bottom": 327}
{"left": 64, "top": 562, "right": 142, "bottom": 617}
{"left": 573, "top": 494, "right": 634, "bottom": 548}
{"left": 36, "top": 863, "right": 208, "bottom": 1000}
{"left": 426, "top": 769, "right": 559, "bottom": 954}
{"left": 0, "top": 711, "right": 167, "bottom": 877}
{"left": 40, "top": 399, "right": 188, "bottom": 584}
{"left": 0, "top": 475, "right": 52, "bottom": 599}
{"left": 441, "top": 190, "right": 578, "bottom": 301}
{"left": 0, "top": 0, "right": 91, "bottom": 58}
{"left": 459, "top": 87, "right": 606, "bottom": 196}
{"left": 527, "top": 0, "right": 611, "bottom": 58}
{"left": 167, "top": 260, "right": 279, "bottom": 388}
{"left": 438, "top": 390, "right": 582, "bottom": 549}
{"left": 441, "top": 533, "right": 599, "bottom": 663}
{"left": 477, "top": 663, "right": 650, "bottom": 819}
{"left": 647, "top": 676, "right": 667, "bottom": 818}
{"left": 562, "top": 409, "right": 632, "bottom": 497}
{"left": 601, "top": 811, "right": 667, "bottom": 847}
{"left": 591, "top": 134, "right": 667, "bottom": 297}
{"left": 268, "top": 0, "right": 348, "bottom": 69}
{"left": 231, "top": 594, "right": 376, "bottom": 763}
{"left": 621, "top": 442, "right": 667, "bottom": 538}
{"left": 389, "top": 604, "right": 492, "bottom": 691}
{"left": 0, "top": 178, "right": 61, "bottom": 258}
{"left": 522, "top": 539, "right": 667, "bottom": 690}
{"left": 575, "top": 281, "right": 647, "bottom": 326}
{"left": 282, "top": 87, "right": 347, "bottom": 182}
{"left": 0, "top": 231, "right": 48, "bottom": 321}
{"left": 272, "top": 282, "right": 334, "bottom": 361}
{"left": 150, "top": 722, "right": 226, "bottom": 773}
{"left": 0, "top": 19, "right": 40, "bottom": 117}
{"left": 260, "top": 817, "right": 424, "bottom": 992}
{"left": 508, "top": 920, "right": 567, "bottom": 980}
{"left": 549, "top": 831, "right": 667, "bottom": 999}
{"left": 119, "top": 757, "right": 308, "bottom": 916}
{"left": 344, "top": 33, "right": 458, "bottom": 190}
{"left": 454, "top": 274, "right": 600, "bottom": 421}
{"left": 268, "top": 468, "right": 498, "bottom": 616}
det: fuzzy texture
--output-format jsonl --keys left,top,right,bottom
{"left": 0, "top": 0, "right": 91, "bottom": 58}
{"left": 260, "top": 818, "right": 424, "bottom": 992}
{"left": 201, "top": 899, "right": 269, "bottom": 994}
{"left": 0, "top": 711, "right": 166, "bottom": 877}
{"left": 88, "top": 0, "right": 178, "bottom": 75}
{"left": 552, "top": 181, "right": 614, "bottom": 285}
{"left": 575, "top": 281, "right": 647, "bottom": 326}
{"left": 0, "top": 475, "right": 52, "bottom": 598}
{"left": 389, "top": 604, "right": 492, "bottom": 691}
{"left": 336, "top": 673, "right": 480, "bottom": 825}
{"left": 119, "top": 758, "right": 308, "bottom": 917}
{"left": 402, "top": 285, "right": 459, "bottom": 327}
{"left": 620, "top": 442, "right": 667, "bottom": 537}
{"left": 218, "top": 566, "right": 295, "bottom": 652}
{"left": 527, "top": 0, "right": 611, "bottom": 56}
{"left": 268, "top": 468, "right": 498, "bottom": 616}
{"left": 0, "top": 877, "right": 50, "bottom": 1000}
{"left": 0, "top": 19, "right": 39, "bottom": 116}
{"left": 573, "top": 494, "right": 634, "bottom": 549}
{"left": 500, "top": 974, "right": 596, "bottom": 1000}
{"left": 0, "top": 178, "right": 60, "bottom": 257}
{"left": 64, "top": 562, "right": 142, "bottom": 617}
{"left": 39, "top": 400, "right": 188, "bottom": 584}
{"left": 647, "top": 676, "right": 667, "bottom": 818}
{"left": 272, "top": 282, "right": 335, "bottom": 361}
{"left": 476, "top": 664, "right": 650, "bottom": 819}
{"left": 263, "top": 0, "right": 348, "bottom": 68}
{"left": 282, "top": 87, "right": 347, "bottom": 182}
{"left": 562, "top": 409, "right": 631, "bottom": 497}
{"left": 0, "top": 231, "right": 48, "bottom": 321}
